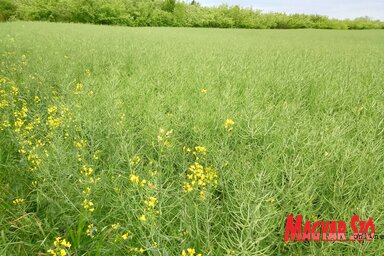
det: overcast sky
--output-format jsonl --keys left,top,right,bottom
{"left": 196, "top": 0, "right": 384, "bottom": 20}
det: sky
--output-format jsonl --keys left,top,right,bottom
{"left": 196, "top": 0, "right": 384, "bottom": 20}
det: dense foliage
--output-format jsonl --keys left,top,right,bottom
{"left": 0, "top": 0, "right": 383, "bottom": 29}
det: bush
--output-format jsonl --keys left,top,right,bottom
{"left": 0, "top": 0, "right": 17, "bottom": 21}
{"left": 1, "top": 0, "right": 383, "bottom": 29}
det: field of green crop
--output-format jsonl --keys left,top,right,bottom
{"left": 0, "top": 21, "right": 383, "bottom": 255}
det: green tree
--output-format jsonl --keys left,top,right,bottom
{"left": 162, "top": 0, "right": 176, "bottom": 13}
{"left": 0, "top": 0, "right": 17, "bottom": 21}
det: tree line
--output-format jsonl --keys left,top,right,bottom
{"left": 1, "top": 0, "right": 383, "bottom": 29}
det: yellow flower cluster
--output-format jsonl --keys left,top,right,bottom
{"left": 0, "top": 77, "right": 15, "bottom": 109}
{"left": 14, "top": 103, "right": 28, "bottom": 133}
{"left": 183, "top": 146, "right": 218, "bottom": 198}
{"left": 74, "top": 139, "right": 87, "bottom": 149}
{"left": 47, "top": 106, "right": 62, "bottom": 129}
{"left": 1, "top": 76, "right": 77, "bottom": 179}
{"left": 111, "top": 223, "right": 119, "bottom": 230}
{"left": 193, "top": 146, "right": 207, "bottom": 160}
{"left": 1, "top": 78, "right": 46, "bottom": 172}
{"left": 128, "top": 155, "right": 157, "bottom": 190}
{"left": 75, "top": 137, "right": 98, "bottom": 213}
{"left": 182, "top": 248, "right": 202, "bottom": 256}
{"left": 183, "top": 162, "right": 218, "bottom": 197}
{"left": 129, "top": 155, "right": 141, "bottom": 166}
{"left": 82, "top": 186, "right": 91, "bottom": 196}
{"left": 140, "top": 196, "right": 159, "bottom": 222}
{"left": 74, "top": 81, "right": 94, "bottom": 98}
{"left": 129, "top": 173, "right": 155, "bottom": 189}
{"left": 85, "top": 69, "right": 91, "bottom": 77}
{"left": 157, "top": 128, "right": 173, "bottom": 147}
{"left": 21, "top": 54, "right": 27, "bottom": 65}
{"left": 224, "top": 118, "right": 235, "bottom": 132}
{"left": 121, "top": 232, "right": 129, "bottom": 240}
{"left": 74, "top": 82, "right": 83, "bottom": 95}
{"left": 5, "top": 78, "right": 74, "bottom": 174}
{"left": 144, "top": 196, "right": 158, "bottom": 208}
{"left": 109, "top": 223, "right": 132, "bottom": 243}
{"left": 34, "top": 95, "right": 40, "bottom": 104}
{"left": 128, "top": 247, "right": 145, "bottom": 254}
{"left": 86, "top": 223, "right": 97, "bottom": 238}
{"left": 184, "top": 146, "right": 207, "bottom": 161}
{"left": 80, "top": 164, "right": 94, "bottom": 176}
{"left": 47, "top": 237, "right": 71, "bottom": 256}
{"left": 12, "top": 198, "right": 25, "bottom": 205}
{"left": 128, "top": 156, "right": 159, "bottom": 225}
{"left": 130, "top": 174, "right": 140, "bottom": 184}
{"left": 0, "top": 120, "right": 10, "bottom": 131}
{"left": 116, "top": 113, "right": 125, "bottom": 127}
{"left": 82, "top": 199, "right": 95, "bottom": 212}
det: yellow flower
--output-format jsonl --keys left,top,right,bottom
{"left": 80, "top": 165, "right": 93, "bottom": 176}
{"left": 53, "top": 237, "right": 61, "bottom": 247}
{"left": 140, "top": 179, "right": 147, "bottom": 187}
{"left": 47, "top": 116, "right": 61, "bottom": 128}
{"left": 1, "top": 120, "right": 10, "bottom": 129}
{"left": 111, "top": 223, "right": 119, "bottom": 230}
{"left": 129, "top": 155, "right": 141, "bottom": 166}
{"left": 34, "top": 96, "right": 40, "bottom": 104}
{"left": 48, "top": 236, "right": 71, "bottom": 256}
{"left": 82, "top": 199, "right": 95, "bottom": 212}
{"left": 139, "top": 214, "right": 147, "bottom": 222}
{"left": 158, "top": 128, "right": 173, "bottom": 146}
{"left": 199, "top": 191, "right": 206, "bottom": 199}
{"left": 74, "top": 82, "right": 83, "bottom": 94}
{"left": 130, "top": 174, "right": 140, "bottom": 184}
{"left": 182, "top": 248, "right": 202, "bottom": 256}
{"left": 74, "top": 139, "right": 87, "bottom": 149}
{"left": 12, "top": 198, "right": 24, "bottom": 205}
{"left": 183, "top": 156, "right": 218, "bottom": 195}
{"left": 144, "top": 197, "right": 158, "bottom": 208}
{"left": 10, "top": 86, "right": 18, "bottom": 95}
{"left": 200, "top": 88, "right": 207, "bottom": 94}
{"left": 194, "top": 146, "right": 206, "bottom": 155}
{"left": 82, "top": 186, "right": 91, "bottom": 196}
{"left": 183, "top": 146, "right": 192, "bottom": 154}
{"left": 93, "top": 150, "right": 101, "bottom": 160}
{"left": 121, "top": 232, "right": 129, "bottom": 240}
{"left": 47, "top": 106, "right": 57, "bottom": 114}
{"left": 86, "top": 224, "right": 97, "bottom": 238}
{"left": 192, "top": 146, "right": 207, "bottom": 160}
{"left": 183, "top": 182, "right": 193, "bottom": 192}
{"left": 224, "top": 118, "right": 235, "bottom": 132}
{"left": 60, "top": 239, "right": 71, "bottom": 248}
{"left": 47, "top": 249, "right": 56, "bottom": 256}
